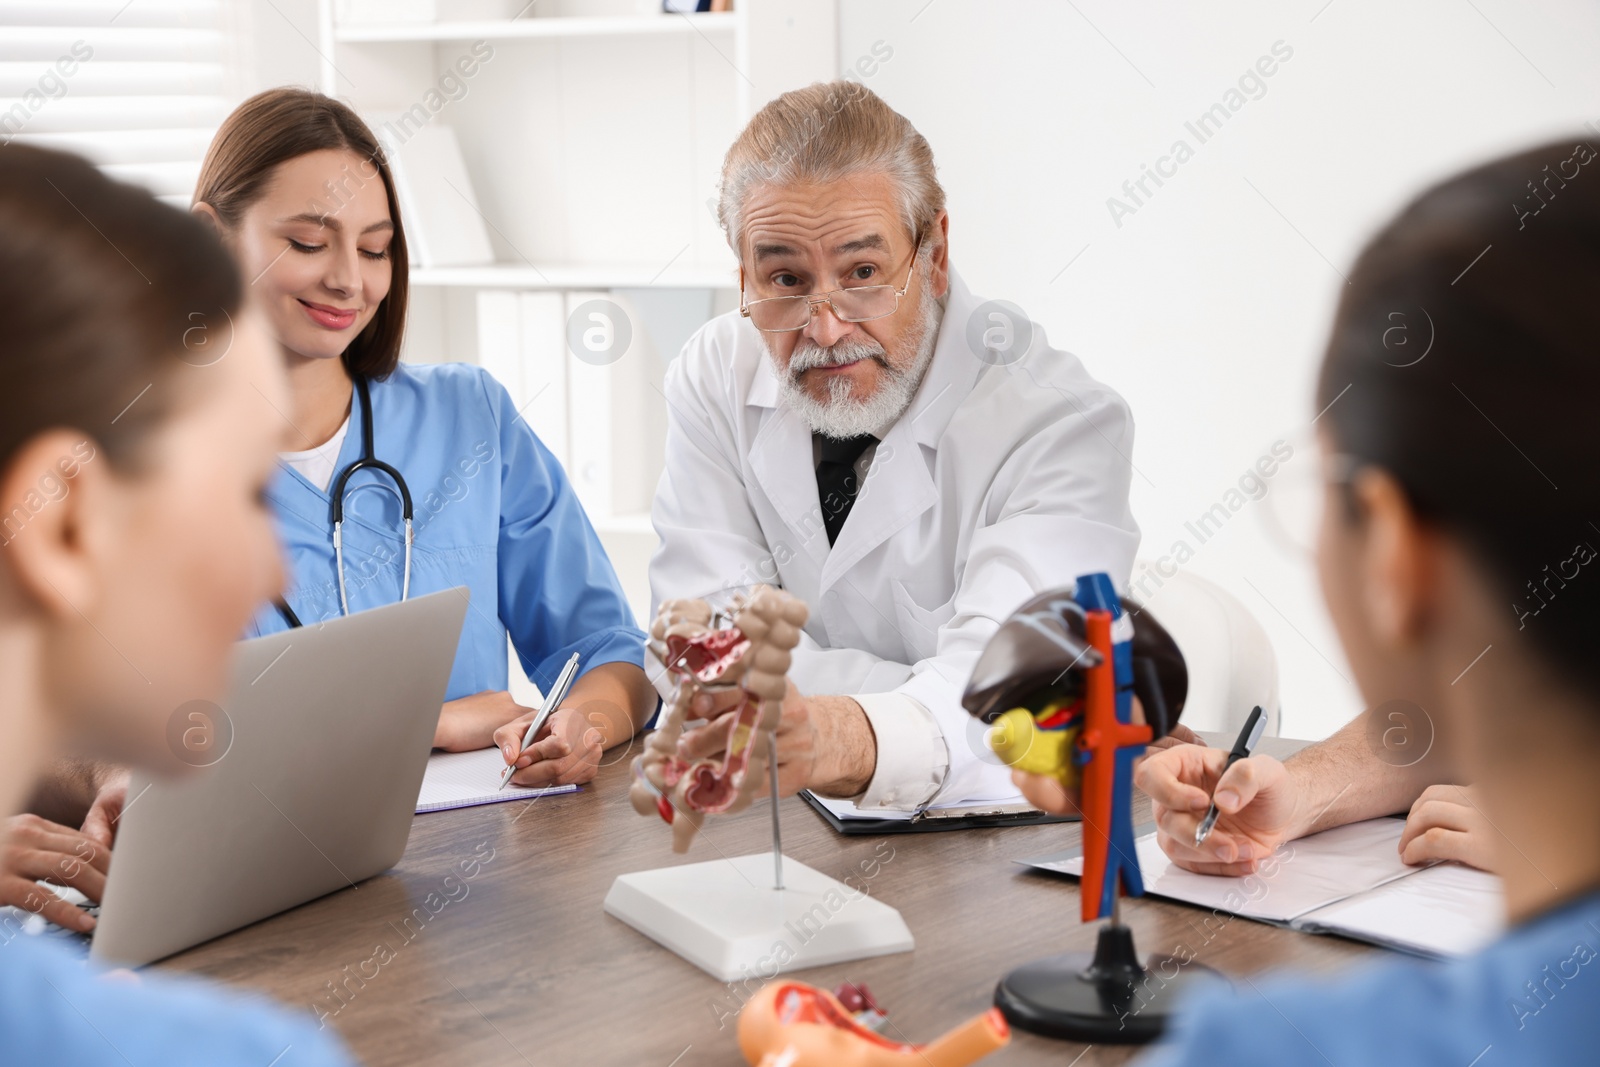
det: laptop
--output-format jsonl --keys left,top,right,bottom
{"left": 90, "top": 588, "right": 468, "bottom": 966}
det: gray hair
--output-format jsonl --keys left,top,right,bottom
{"left": 717, "top": 81, "right": 945, "bottom": 261}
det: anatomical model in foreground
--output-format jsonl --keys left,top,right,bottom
{"left": 739, "top": 981, "right": 1009, "bottom": 1067}
{"left": 629, "top": 586, "right": 808, "bottom": 852}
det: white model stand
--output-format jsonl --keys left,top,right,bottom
{"left": 604, "top": 853, "right": 914, "bottom": 982}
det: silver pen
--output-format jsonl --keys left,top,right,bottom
{"left": 499, "top": 652, "right": 580, "bottom": 790}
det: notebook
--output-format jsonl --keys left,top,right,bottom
{"left": 416, "top": 748, "right": 579, "bottom": 813}
{"left": 1021, "top": 817, "right": 1503, "bottom": 958}
{"left": 801, "top": 789, "right": 1075, "bottom": 835}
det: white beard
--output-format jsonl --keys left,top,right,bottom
{"left": 768, "top": 274, "right": 943, "bottom": 440}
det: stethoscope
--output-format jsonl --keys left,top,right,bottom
{"left": 275, "top": 376, "right": 413, "bottom": 629}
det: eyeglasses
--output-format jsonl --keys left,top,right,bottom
{"left": 1260, "top": 451, "right": 1376, "bottom": 558}
{"left": 739, "top": 234, "right": 923, "bottom": 333}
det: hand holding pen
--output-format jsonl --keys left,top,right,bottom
{"left": 1195, "top": 706, "right": 1266, "bottom": 845}
{"left": 497, "top": 653, "right": 581, "bottom": 789}
{"left": 1133, "top": 705, "right": 1303, "bottom": 876}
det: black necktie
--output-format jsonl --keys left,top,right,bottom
{"left": 815, "top": 433, "right": 877, "bottom": 545}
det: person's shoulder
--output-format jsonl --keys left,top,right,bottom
{"left": 667, "top": 309, "right": 767, "bottom": 412}
{"left": 1148, "top": 913, "right": 1600, "bottom": 1067}
{"left": 0, "top": 935, "right": 352, "bottom": 1066}
{"left": 978, "top": 336, "right": 1130, "bottom": 427}
{"left": 679, "top": 306, "right": 748, "bottom": 358}
{"left": 381, "top": 361, "right": 515, "bottom": 436}
{"left": 947, "top": 273, "right": 1131, "bottom": 431}
{"left": 386, "top": 359, "right": 503, "bottom": 404}
{"left": 677, "top": 309, "right": 762, "bottom": 377}
{"left": 1146, "top": 960, "right": 1445, "bottom": 1066}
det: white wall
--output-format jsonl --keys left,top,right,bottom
{"left": 839, "top": 0, "right": 1600, "bottom": 739}
{"left": 240, "top": 0, "right": 321, "bottom": 90}
{"left": 236, "top": 1, "right": 1600, "bottom": 737}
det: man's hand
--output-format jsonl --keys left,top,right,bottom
{"left": 1134, "top": 743, "right": 1304, "bottom": 875}
{"left": 1398, "top": 784, "right": 1496, "bottom": 872}
{"left": 676, "top": 679, "right": 818, "bottom": 798}
{"left": 674, "top": 680, "right": 876, "bottom": 798}
{"left": 1, "top": 814, "right": 110, "bottom": 933}
{"left": 1005, "top": 718, "right": 1203, "bottom": 816}
{"left": 1149, "top": 722, "right": 1203, "bottom": 753}
{"left": 494, "top": 706, "right": 604, "bottom": 787}
{"left": 436, "top": 690, "right": 531, "bottom": 752}
{"left": 1012, "top": 769, "right": 1080, "bottom": 815}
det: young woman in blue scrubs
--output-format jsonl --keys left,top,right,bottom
{"left": 191, "top": 89, "right": 656, "bottom": 785}
{"left": 0, "top": 145, "right": 351, "bottom": 1064}
{"left": 1019, "top": 139, "right": 1600, "bottom": 1064}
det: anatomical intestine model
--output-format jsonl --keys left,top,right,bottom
{"left": 629, "top": 586, "right": 809, "bottom": 853}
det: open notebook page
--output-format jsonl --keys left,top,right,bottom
{"left": 1295, "top": 859, "right": 1504, "bottom": 957}
{"left": 1023, "top": 818, "right": 1503, "bottom": 957}
{"left": 1032, "top": 819, "right": 1418, "bottom": 922}
{"left": 416, "top": 748, "right": 578, "bottom": 813}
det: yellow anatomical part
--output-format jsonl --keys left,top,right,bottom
{"left": 987, "top": 706, "right": 1081, "bottom": 789}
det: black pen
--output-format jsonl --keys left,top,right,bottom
{"left": 1194, "top": 705, "right": 1265, "bottom": 847}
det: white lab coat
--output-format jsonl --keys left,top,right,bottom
{"left": 649, "top": 270, "right": 1140, "bottom": 807}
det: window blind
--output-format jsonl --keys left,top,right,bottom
{"left": 0, "top": 0, "right": 235, "bottom": 205}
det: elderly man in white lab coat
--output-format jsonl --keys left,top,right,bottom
{"left": 649, "top": 81, "right": 1139, "bottom": 811}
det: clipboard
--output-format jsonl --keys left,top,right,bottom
{"left": 800, "top": 789, "right": 1078, "bottom": 836}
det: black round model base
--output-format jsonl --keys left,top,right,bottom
{"left": 994, "top": 924, "right": 1223, "bottom": 1045}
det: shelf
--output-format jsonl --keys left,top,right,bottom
{"left": 335, "top": 13, "right": 737, "bottom": 44}
{"left": 409, "top": 263, "right": 737, "bottom": 290}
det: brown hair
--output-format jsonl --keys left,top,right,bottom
{"left": 0, "top": 144, "right": 242, "bottom": 472}
{"left": 1319, "top": 137, "right": 1600, "bottom": 690}
{"left": 717, "top": 81, "right": 945, "bottom": 261}
{"left": 193, "top": 87, "right": 408, "bottom": 380}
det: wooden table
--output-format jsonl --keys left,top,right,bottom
{"left": 162, "top": 734, "right": 1372, "bottom": 1065}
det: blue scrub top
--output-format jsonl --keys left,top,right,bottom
{"left": 249, "top": 362, "right": 645, "bottom": 698}
{"left": 1, "top": 932, "right": 353, "bottom": 1065}
{"left": 1143, "top": 889, "right": 1600, "bottom": 1066}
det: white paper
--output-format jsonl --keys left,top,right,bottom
{"left": 1041, "top": 819, "right": 1418, "bottom": 923}
{"left": 806, "top": 789, "right": 1037, "bottom": 823}
{"left": 807, "top": 793, "right": 917, "bottom": 822}
{"left": 1026, "top": 818, "right": 1505, "bottom": 958}
{"left": 1295, "top": 860, "right": 1504, "bottom": 958}
{"left": 416, "top": 748, "right": 578, "bottom": 813}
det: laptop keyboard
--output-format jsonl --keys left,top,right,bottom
{"left": 1, "top": 883, "right": 96, "bottom": 959}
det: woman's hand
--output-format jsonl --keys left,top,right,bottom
{"left": 1399, "top": 784, "right": 1497, "bottom": 872}
{"left": 0, "top": 814, "right": 110, "bottom": 932}
{"left": 494, "top": 707, "right": 605, "bottom": 787}
{"left": 435, "top": 690, "right": 531, "bottom": 752}
{"left": 80, "top": 769, "right": 130, "bottom": 849}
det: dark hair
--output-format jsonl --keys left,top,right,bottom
{"left": 1319, "top": 137, "right": 1600, "bottom": 689}
{"left": 193, "top": 87, "right": 408, "bottom": 380}
{"left": 0, "top": 144, "right": 242, "bottom": 472}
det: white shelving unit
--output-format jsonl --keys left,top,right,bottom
{"left": 332, "top": 12, "right": 738, "bottom": 43}
{"left": 409, "top": 263, "right": 737, "bottom": 290}
{"left": 314, "top": 0, "right": 835, "bottom": 625}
